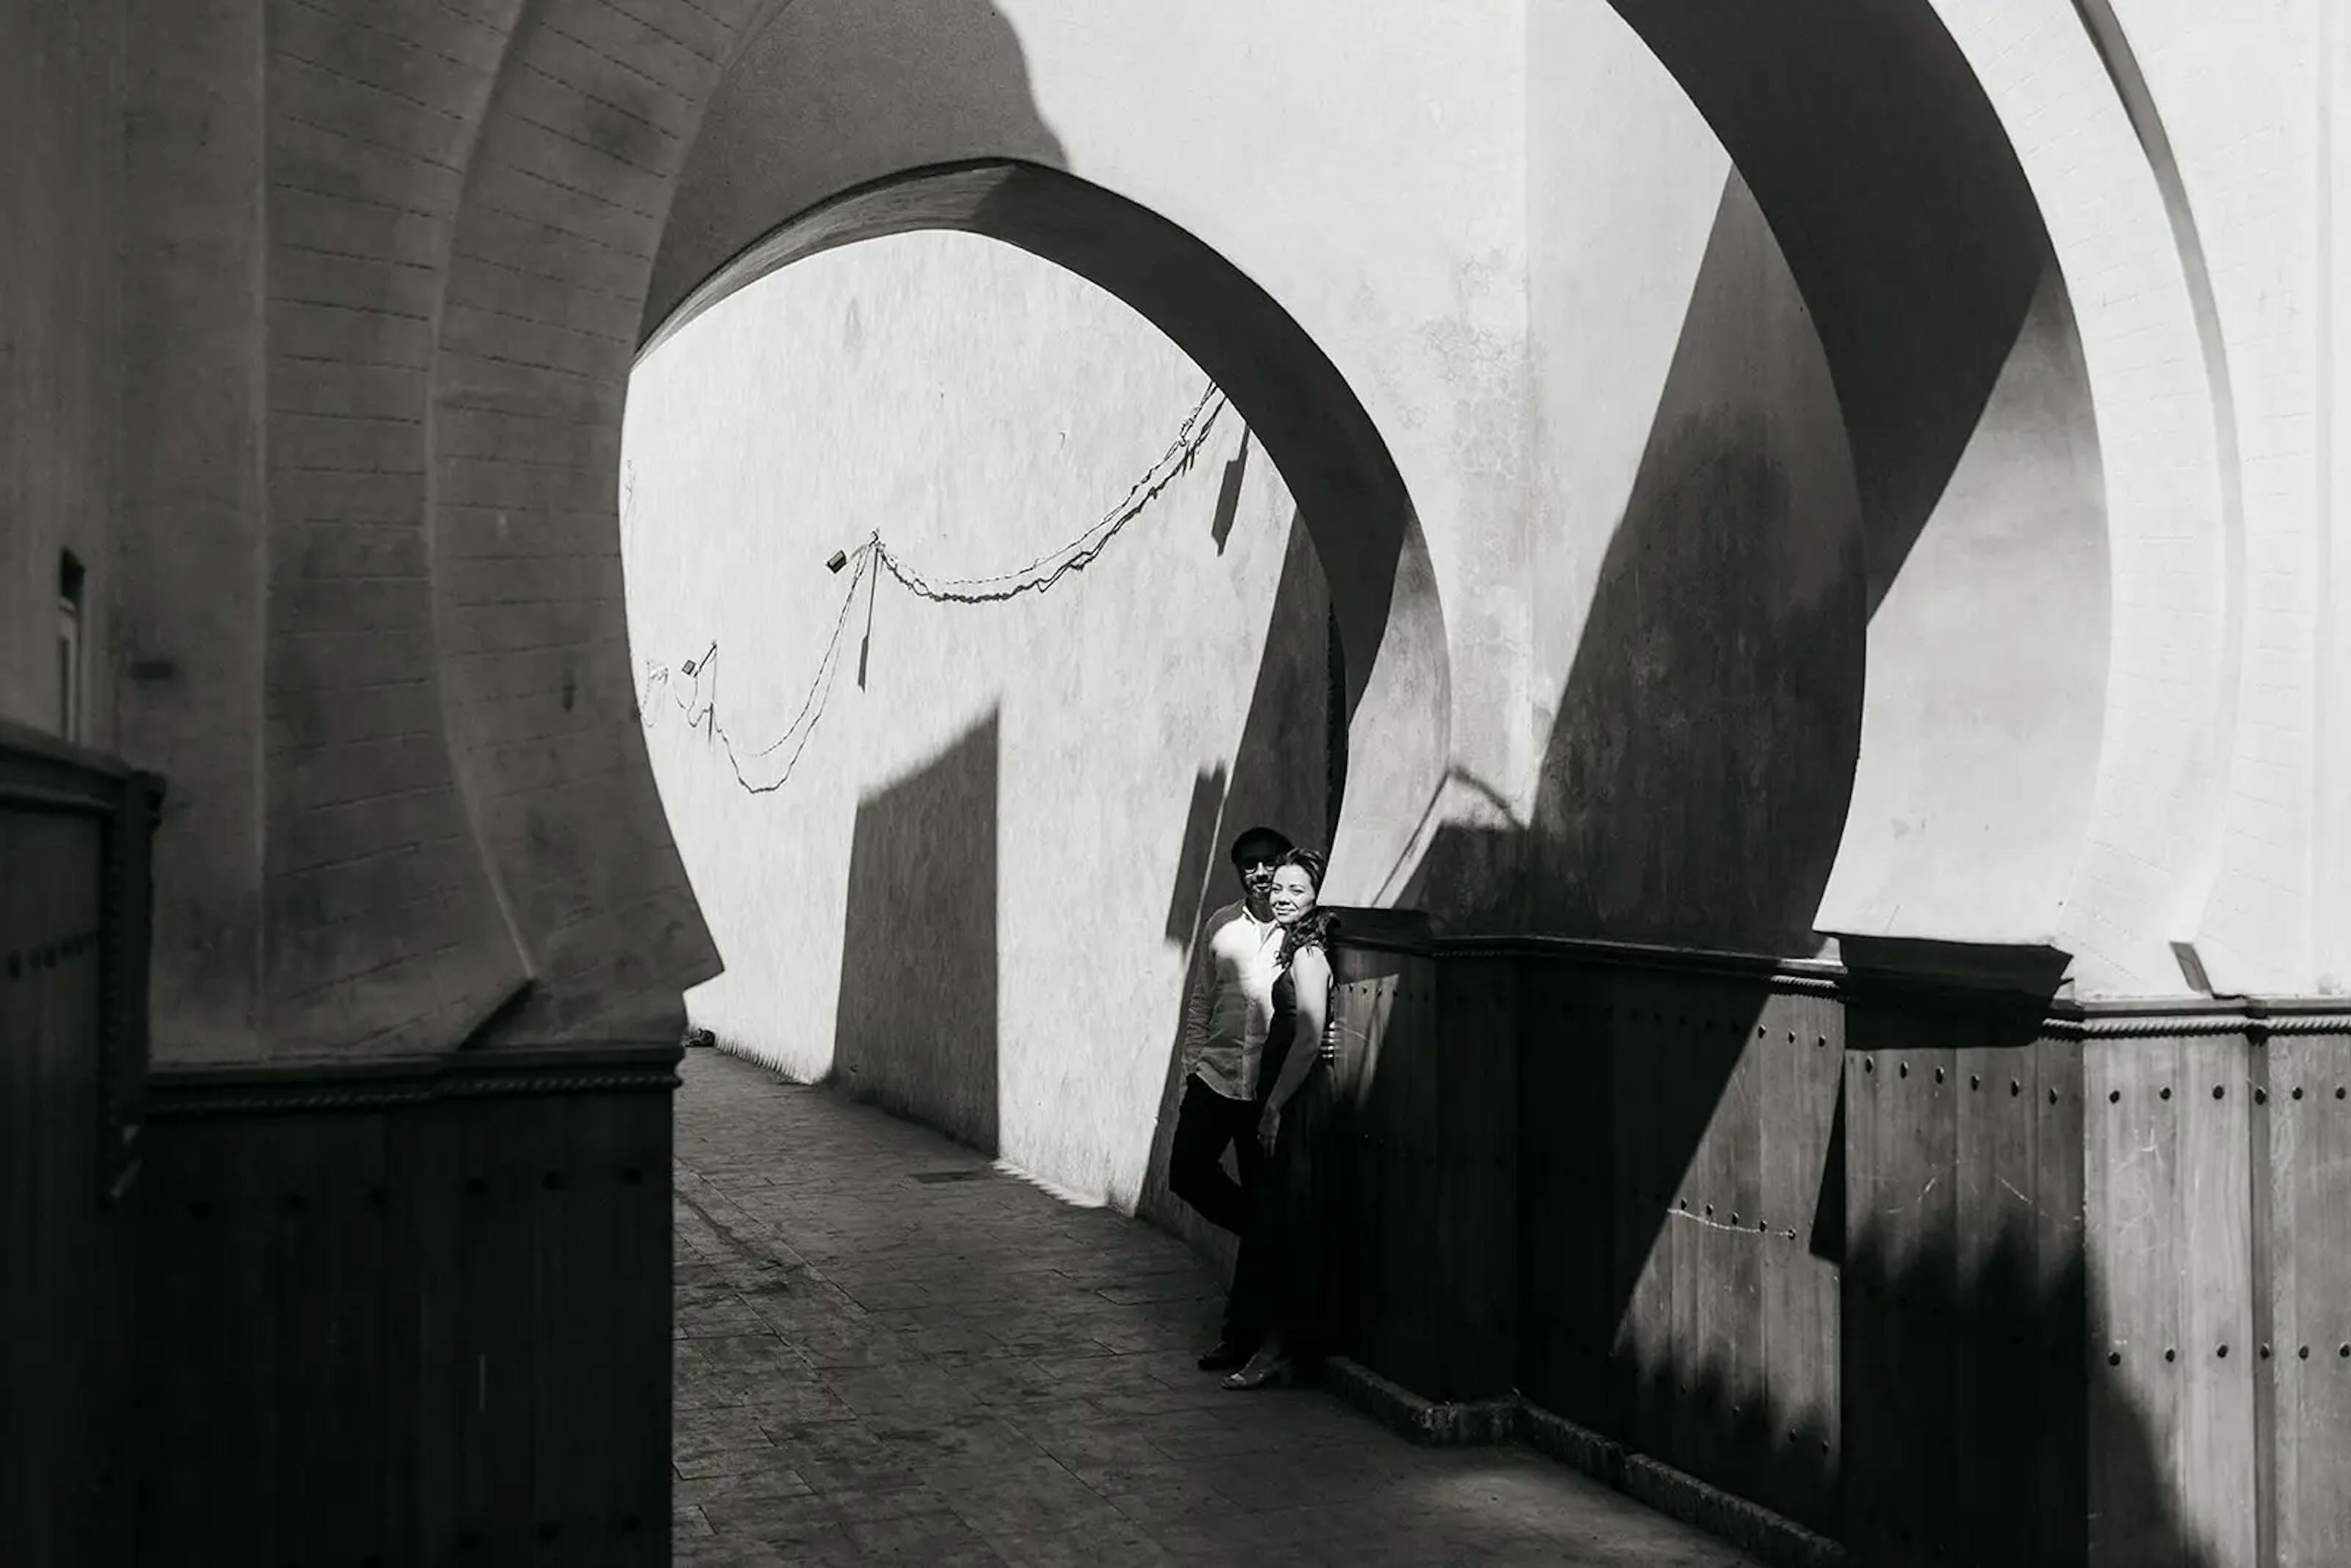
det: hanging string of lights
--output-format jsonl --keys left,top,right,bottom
{"left": 639, "top": 378, "right": 1232, "bottom": 794}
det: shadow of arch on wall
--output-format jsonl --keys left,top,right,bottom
{"left": 1597, "top": 0, "right": 2113, "bottom": 954}
{"left": 637, "top": 158, "right": 1453, "bottom": 893}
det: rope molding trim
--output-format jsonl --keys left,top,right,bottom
{"left": 1335, "top": 928, "right": 2351, "bottom": 1040}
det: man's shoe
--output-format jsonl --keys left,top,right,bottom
{"left": 1196, "top": 1337, "right": 1254, "bottom": 1372}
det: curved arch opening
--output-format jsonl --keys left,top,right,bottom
{"left": 642, "top": 159, "right": 1448, "bottom": 793}
{"left": 625, "top": 164, "right": 1447, "bottom": 1215}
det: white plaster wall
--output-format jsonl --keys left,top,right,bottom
{"left": 2321, "top": 0, "right": 2351, "bottom": 995}
{"left": 653, "top": 0, "right": 1529, "bottom": 907}
{"left": 2099, "top": 0, "right": 2326, "bottom": 996}
{"left": 623, "top": 232, "right": 1318, "bottom": 1208}
{"left": 1, "top": 0, "right": 122, "bottom": 752}
{"left": 1912, "top": 0, "right": 2232, "bottom": 994}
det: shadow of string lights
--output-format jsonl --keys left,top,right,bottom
{"left": 638, "top": 380, "right": 1230, "bottom": 796}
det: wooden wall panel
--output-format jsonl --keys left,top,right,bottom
{"left": 1840, "top": 1037, "right": 1897, "bottom": 1566}
{"left": 3, "top": 737, "right": 157, "bottom": 1568}
{"left": 2034, "top": 1034, "right": 2088, "bottom": 1568}
{"left": 1330, "top": 944, "right": 1423, "bottom": 1388}
{"left": 134, "top": 1055, "right": 678, "bottom": 1567}
{"left": 2267, "top": 1033, "right": 2351, "bottom": 1567}
{"left": 2085, "top": 1037, "right": 2185, "bottom": 1568}
{"left": 1329, "top": 928, "right": 2351, "bottom": 1564}
{"left": 1950, "top": 1035, "right": 2022, "bottom": 1568}
{"left": 1493, "top": 949, "right": 1844, "bottom": 1534}
{"left": 1842, "top": 986, "right": 2083, "bottom": 1568}
{"left": 2, "top": 808, "right": 107, "bottom": 1568}
{"left": 2175, "top": 1036, "right": 2256, "bottom": 1562}
{"left": 1432, "top": 956, "right": 1518, "bottom": 1400}
{"left": 1671, "top": 987, "right": 1768, "bottom": 1503}
{"left": 1756, "top": 991, "right": 1842, "bottom": 1533}
{"left": 1609, "top": 973, "right": 1681, "bottom": 1463}
{"left": 1516, "top": 960, "right": 1618, "bottom": 1431}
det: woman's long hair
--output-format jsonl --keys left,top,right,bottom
{"left": 1275, "top": 847, "right": 1340, "bottom": 970}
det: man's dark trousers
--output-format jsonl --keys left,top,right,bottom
{"left": 1168, "top": 1075, "right": 1264, "bottom": 1340}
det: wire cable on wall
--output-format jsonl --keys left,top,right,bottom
{"left": 639, "top": 378, "right": 1231, "bottom": 794}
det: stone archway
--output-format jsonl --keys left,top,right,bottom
{"left": 639, "top": 156, "right": 1450, "bottom": 883}
{"left": 410, "top": 2, "right": 1469, "bottom": 1062}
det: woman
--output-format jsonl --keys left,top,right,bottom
{"left": 1221, "top": 847, "right": 1339, "bottom": 1391}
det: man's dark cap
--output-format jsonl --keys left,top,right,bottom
{"left": 1229, "top": 825, "right": 1294, "bottom": 866}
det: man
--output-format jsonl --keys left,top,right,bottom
{"left": 1169, "top": 824, "right": 1293, "bottom": 1371}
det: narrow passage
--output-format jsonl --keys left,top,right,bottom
{"left": 673, "top": 1048, "right": 1761, "bottom": 1566}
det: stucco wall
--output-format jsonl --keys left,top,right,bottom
{"left": 1, "top": 0, "right": 123, "bottom": 751}
{"left": 113, "top": 0, "right": 270, "bottom": 1059}
{"left": 623, "top": 232, "right": 1330, "bottom": 1206}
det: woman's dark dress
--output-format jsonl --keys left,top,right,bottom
{"left": 1225, "top": 950, "right": 1329, "bottom": 1344}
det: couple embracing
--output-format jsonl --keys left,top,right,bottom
{"left": 1169, "top": 824, "right": 1338, "bottom": 1392}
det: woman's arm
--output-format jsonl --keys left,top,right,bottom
{"left": 1258, "top": 945, "right": 1333, "bottom": 1149}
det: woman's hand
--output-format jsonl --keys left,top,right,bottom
{"left": 1257, "top": 1104, "right": 1281, "bottom": 1155}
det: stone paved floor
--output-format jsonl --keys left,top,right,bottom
{"left": 671, "top": 1048, "right": 1761, "bottom": 1566}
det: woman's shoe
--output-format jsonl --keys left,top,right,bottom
{"left": 1220, "top": 1355, "right": 1295, "bottom": 1391}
